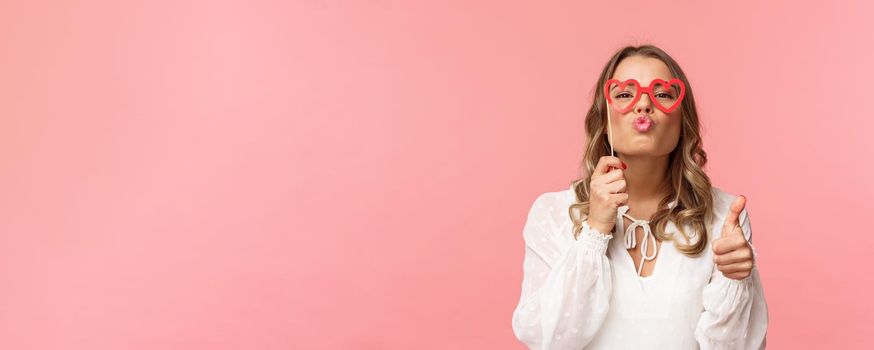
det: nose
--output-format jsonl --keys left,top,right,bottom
{"left": 634, "top": 93, "right": 653, "bottom": 114}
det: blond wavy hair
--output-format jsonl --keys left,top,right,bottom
{"left": 569, "top": 45, "right": 713, "bottom": 257}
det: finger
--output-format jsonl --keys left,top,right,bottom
{"left": 712, "top": 234, "right": 748, "bottom": 255}
{"left": 721, "top": 195, "right": 746, "bottom": 235}
{"left": 713, "top": 246, "right": 753, "bottom": 265}
{"left": 609, "top": 193, "right": 629, "bottom": 207}
{"left": 604, "top": 179, "right": 627, "bottom": 194}
{"left": 597, "top": 167, "right": 625, "bottom": 184}
{"left": 716, "top": 260, "right": 754, "bottom": 274}
{"left": 593, "top": 156, "right": 626, "bottom": 176}
{"left": 724, "top": 271, "right": 751, "bottom": 280}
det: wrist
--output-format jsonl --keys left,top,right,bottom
{"left": 577, "top": 219, "right": 612, "bottom": 254}
{"left": 587, "top": 219, "right": 614, "bottom": 237}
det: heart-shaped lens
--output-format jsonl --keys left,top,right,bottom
{"left": 649, "top": 78, "right": 685, "bottom": 113}
{"left": 604, "top": 79, "right": 640, "bottom": 114}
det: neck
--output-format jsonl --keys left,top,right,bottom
{"left": 617, "top": 153, "right": 671, "bottom": 204}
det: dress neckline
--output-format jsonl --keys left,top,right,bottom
{"left": 617, "top": 205, "right": 664, "bottom": 278}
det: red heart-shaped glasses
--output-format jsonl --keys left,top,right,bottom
{"left": 603, "top": 78, "right": 686, "bottom": 114}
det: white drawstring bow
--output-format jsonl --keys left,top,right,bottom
{"left": 617, "top": 201, "right": 677, "bottom": 277}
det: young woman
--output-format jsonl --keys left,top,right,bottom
{"left": 511, "top": 45, "right": 768, "bottom": 349}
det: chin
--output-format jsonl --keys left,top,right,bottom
{"left": 619, "top": 150, "right": 659, "bottom": 157}
{"left": 617, "top": 145, "right": 672, "bottom": 157}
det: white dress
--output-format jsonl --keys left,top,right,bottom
{"left": 511, "top": 185, "right": 768, "bottom": 349}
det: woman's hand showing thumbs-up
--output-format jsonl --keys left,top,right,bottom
{"left": 712, "top": 195, "right": 755, "bottom": 280}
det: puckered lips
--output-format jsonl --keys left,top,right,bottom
{"left": 633, "top": 115, "right": 653, "bottom": 132}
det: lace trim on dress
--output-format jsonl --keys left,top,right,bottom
{"left": 577, "top": 220, "right": 613, "bottom": 253}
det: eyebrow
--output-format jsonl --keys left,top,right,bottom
{"left": 609, "top": 79, "right": 678, "bottom": 91}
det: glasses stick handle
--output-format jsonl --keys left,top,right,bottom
{"left": 606, "top": 98, "right": 614, "bottom": 157}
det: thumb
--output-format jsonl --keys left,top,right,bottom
{"left": 722, "top": 195, "right": 747, "bottom": 235}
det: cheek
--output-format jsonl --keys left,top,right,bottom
{"left": 659, "top": 115, "right": 683, "bottom": 146}
{"left": 611, "top": 109, "right": 627, "bottom": 121}
{"left": 665, "top": 117, "right": 682, "bottom": 133}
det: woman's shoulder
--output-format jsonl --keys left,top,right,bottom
{"left": 528, "top": 184, "right": 576, "bottom": 209}
{"left": 521, "top": 188, "right": 578, "bottom": 264}
{"left": 523, "top": 185, "right": 577, "bottom": 230}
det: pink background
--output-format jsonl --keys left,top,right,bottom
{"left": 1, "top": 1, "right": 871, "bottom": 349}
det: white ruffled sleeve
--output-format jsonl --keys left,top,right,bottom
{"left": 694, "top": 208, "right": 769, "bottom": 349}
{"left": 511, "top": 193, "right": 613, "bottom": 350}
